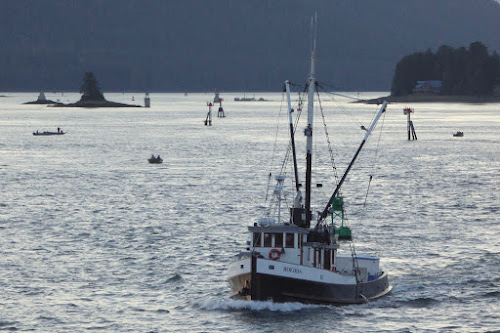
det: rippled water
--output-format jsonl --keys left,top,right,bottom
{"left": 0, "top": 92, "right": 498, "bottom": 332}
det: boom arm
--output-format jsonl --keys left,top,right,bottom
{"left": 318, "top": 101, "right": 388, "bottom": 224}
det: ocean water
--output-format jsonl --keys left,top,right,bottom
{"left": 0, "top": 92, "right": 498, "bottom": 332}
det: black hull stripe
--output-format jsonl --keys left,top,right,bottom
{"left": 229, "top": 270, "right": 391, "bottom": 305}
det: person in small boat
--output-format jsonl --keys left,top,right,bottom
{"left": 151, "top": 154, "right": 155, "bottom": 160}
{"left": 157, "top": 155, "right": 161, "bottom": 160}
{"left": 57, "top": 127, "right": 60, "bottom": 133}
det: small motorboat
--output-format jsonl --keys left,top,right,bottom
{"left": 148, "top": 155, "right": 163, "bottom": 164}
{"left": 453, "top": 131, "right": 464, "bottom": 137}
{"left": 33, "top": 128, "right": 64, "bottom": 136}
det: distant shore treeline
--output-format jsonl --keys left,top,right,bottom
{"left": 391, "top": 42, "right": 500, "bottom": 97}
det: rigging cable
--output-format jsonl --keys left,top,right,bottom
{"left": 279, "top": 83, "right": 304, "bottom": 178}
{"left": 317, "top": 81, "right": 362, "bottom": 101}
{"left": 265, "top": 91, "right": 286, "bottom": 203}
{"left": 266, "top": 86, "right": 304, "bottom": 217}
{"left": 316, "top": 89, "right": 340, "bottom": 185}
{"left": 316, "top": 88, "right": 349, "bottom": 228}
{"left": 317, "top": 81, "right": 368, "bottom": 129}
{"left": 317, "top": 92, "right": 366, "bottom": 129}
{"left": 363, "top": 104, "right": 387, "bottom": 206}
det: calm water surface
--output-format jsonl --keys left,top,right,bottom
{"left": 0, "top": 92, "right": 498, "bottom": 332}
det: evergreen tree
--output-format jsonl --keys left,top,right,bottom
{"left": 435, "top": 45, "right": 456, "bottom": 95}
{"left": 451, "top": 47, "right": 467, "bottom": 95}
{"left": 80, "top": 72, "right": 105, "bottom": 101}
{"left": 466, "top": 42, "right": 489, "bottom": 95}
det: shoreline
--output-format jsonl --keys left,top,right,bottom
{"left": 359, "top": 94, "right": 500, "bottom": 104}
{"left": 51, "top": 100, "right": 142, "bottom": 108}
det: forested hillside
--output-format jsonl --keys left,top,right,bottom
{"left": 391, "top": 42, "right": 500, "bottom": 96}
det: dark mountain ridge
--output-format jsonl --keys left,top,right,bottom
{"left": 1, "top": 0, "right": 500, "bottom": 92}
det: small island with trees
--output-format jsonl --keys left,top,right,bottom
{"left": 364, "top": 41, "right": 500, "bottom": 103}
{"left": 59, "top": 72, "right": 141, "bottom": 107}
{"left": 24, "top": 91, "right": 59, "bottom": 105}
{"left": 25, "top": 72, "right": 141, "bottom": 107}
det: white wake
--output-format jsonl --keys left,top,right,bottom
{"left": 199, "top": 299, "right": 325, "bottom": 312}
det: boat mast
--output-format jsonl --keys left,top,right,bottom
{"left": 318, "top": 101, "right": 388, "bottom": 224}
{"left": 305, "top": 14, "right": 317, "bottom": 226}
{"left": 285, "top": 80, "right": 300, "bottom": 193}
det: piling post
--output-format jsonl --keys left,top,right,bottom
{"left": 204, "top": 102, "right": 212, "bottom": 126}
{"left": 404, "top": 107, "right": 417, "bottom": 140}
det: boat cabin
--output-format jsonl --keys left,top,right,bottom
{"left": 248, "top": 224, "right": 340, "bottom": 271}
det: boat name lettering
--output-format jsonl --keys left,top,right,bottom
{"left": 283, "top": 267, "right": 302, "bottom": 274}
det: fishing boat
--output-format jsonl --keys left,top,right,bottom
{"left": 227, "top": 16, "right": 391, "bottom": 305}
{"left": 234, "top": 93, "right": 256, "bottom": 102}
{"left": 453, "top": 131, "right": 464, "bottom": 137}
{"left": 148, "top": 155, "right": 163, "bottom": 164}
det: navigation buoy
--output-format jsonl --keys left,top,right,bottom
{"left": 329, "top": 196, "right": 352, "bottom": 241}
{"left": 218, "top": 106, "right": 225, "bottom": 118}
{"left": 204, "top": 102, "right": 212, "bottom": 126}
{"left": 404, "top": 107, "right": 417, "bottom": 140}
{"left": 336, "top": 226, "right": 352, "bottom": 241}
{"left": 213, "top": 91, "right": 226, "bottom": 118}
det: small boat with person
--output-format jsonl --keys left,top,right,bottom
{"left": 453, "top": 131, "right": 464, "bottom": 137}
{"left": 148, "top": 155, "right": 163, "bottom": 164}
{"left": 33, "top": 128, "right": 64, "bottom": 136}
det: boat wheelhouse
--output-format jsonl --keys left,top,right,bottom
{"left": 228, "top": 219, "right": 390, "bottom": 304}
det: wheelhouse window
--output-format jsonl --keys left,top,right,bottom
{"left": 252, "top": 232, "right": 261, "bottom": 247}
{"left": 273, "top": 233, "right": 283, "bottom": 248}
{"left": 285, "top": 233, "right": 295, "bottom": 248}
{"left": 263, "top": 233, "right": 272, "bottom": 247}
